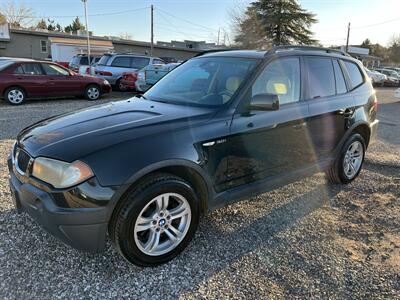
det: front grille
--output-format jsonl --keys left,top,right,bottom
{"left": 15, "top": 149, "right": 31, "bottom": 174}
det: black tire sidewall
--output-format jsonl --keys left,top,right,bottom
{"left": 5, "top": 87, "right": 26, "bottom": 105}
{"left": 85, "top": 84, "right": 100, "bottom": 100}
{"left": 337, "top": 133, "right": 366, "bottom": 184}
{"left": 116, "top": 179, "right": 199, "bottom": 266}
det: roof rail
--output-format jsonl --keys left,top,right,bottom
{"left": 194, "top": 48, "right": 238, "bottom": 57}
{"left": 269, "top": 45, "right": 351, "bottom": 57}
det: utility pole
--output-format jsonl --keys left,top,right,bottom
{"left": 345, "top": 22, "right": 351, "bottom": 53}
{"left": 150, "top": 5, "right": 154, "bottom": 56}
{"left": 82, "top": 0, "right": 91, "bottom": 74}
{"left": 217, "top": 28, "right": 220, "bottom": 45}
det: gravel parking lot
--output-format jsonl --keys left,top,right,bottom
{"left": 0, "top": 89, "right": 399, "bottom": 299}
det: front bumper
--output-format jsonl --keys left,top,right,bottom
{"left": 8, "top": 156, "right": 111, "bottom": 252}
{"left": 102, "top": 83, "right": 112, "bottom": 94}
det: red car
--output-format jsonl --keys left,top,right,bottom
{"left": 0, "top": 59, "right": 112, "bottom": 105}
{"left": 120, "top": 72, "right": 138, "bottom": 91}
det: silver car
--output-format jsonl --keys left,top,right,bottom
{"left": 94, "top": 53, "right": 164, "bottom": 90}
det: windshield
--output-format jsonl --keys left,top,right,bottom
{"left": 144, "top": 57, "right": 257, "bottom": 106}
{"left": 0, "top": 60, "right": 14, "bottom": 71}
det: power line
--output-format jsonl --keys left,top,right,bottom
{"left": 5, "top": 7, "right": 150, "bottom": 19}
{"left": 352, "top": 17, "right": 400, "bottom": 29}
{"left": 155, "top": 8, "right": 217, "bottom": 33}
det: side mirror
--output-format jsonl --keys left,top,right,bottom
{"left": 249, "top": 93, "right": 279, "bottom": 111}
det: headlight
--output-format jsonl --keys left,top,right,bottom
{"left": 32, "top": 157, "right": 94, "bottom": 188}
{"left": 137, "top": 71, "right": 145, "bottom": 81}
{"left": 103, "top": 79, "right": 110, "bottom": 85}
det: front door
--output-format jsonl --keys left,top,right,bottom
{"left": 226, "top": 57, "right": 313, "bottom": 189}
{"left": 41, "top": 63, "right": 81, "bottom": 96}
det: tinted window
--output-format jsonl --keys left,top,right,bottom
{"left": 42, "top": 63, "right": 69, "bottom": 76}
{"left": 21, "top": 63, "right": 43, "bottom": 75}
{"left": 252, "top": 57, "right": 300, "bottom": 105}
{"left": 306, "top": 57, "right": 335, "bottom": 99}
{"left": 79, "top": 57, "right": 89, "bottom": 65}
{"left": 343, "top": 61, "right": 364, "bottom": 88}
{"left": 98, "top": 55, "right": 111, "bottom": 65}
{"left": 13, "top": 65, "right": 24, "bottom": 74}
{"left": 131, "top": 57, "right": 150, "bottom": 69}
{"left": 145, "top": 57, "right": 256, "bottom": 106}
{"left": 70, "top": 57, "right": 80, "bottom": 66}
{"left": 111, "top": 56, "right": 131, "bottom": 68}
{"left": 333, "top": 60, "right": 347, "bottom": 94}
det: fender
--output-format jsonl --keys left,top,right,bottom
{"left": 334, "top": 120, "right": 371, "bottom": 155}
{"left": 106, "top": 158, "right": 215, "bottom": 220}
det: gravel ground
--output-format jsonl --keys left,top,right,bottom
{"left": 0, "top": 89, "right": 399, "bottom": 299}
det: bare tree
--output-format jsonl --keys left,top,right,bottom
{"left": 119, "top": 32, "right": 133, "bottom": 40}
{"left": 1, "top": 0, "right": 35, "bottom": 28}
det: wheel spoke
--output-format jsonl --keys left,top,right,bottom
{"left": 135, "top": 216, "right": 153, "bottom": 232}
{"left": 155, "top": 195, "right": 169, "bottom": 213}
{"left": 164, "top": 228, "right": 178, "bottom": 242}
{"left": 349, "top": 162, "right": 356, "bottom": 174}
{"left": 169, "top": 203, "right": 189, "bottom": 220}
{"left": 145, "top": 230, "right": 160, "bottom": 252}
{"left": 167, "top": 225, "right": 182, "bottom": 239}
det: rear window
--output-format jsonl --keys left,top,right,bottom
{"left": 131, "top": 57, "right": 150, "bottom": 69}
{"left": 343, "top": 61, "right": 364, "bottom": 89}
{"left": 70, "top": 57, "right": 80, "bottom": 66}
{"left": 111, "top": 56, "right": 131, "bottom": 68}
{"left": 79, "top": 56, "right": 89, "bottom": 65}
{"left": 98, "top": 55, "right": 111, "bottom": 66}
{"left": 306, "top": 57, "right": 335, "bottom": 99}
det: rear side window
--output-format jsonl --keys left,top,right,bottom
{"left": 111, "top": 56, "right": 131, "bottom": 68}
{"left": 343, "top": 61, "right": 364, "bottom": 89}
{"left": 131, "top": 57, "right": 150, "bottom": 69}
{"left": 333, "top": 60, "right": 347, "bottom": 94}
{"left": 153, "top": 59, "right": 165, "bottom": 65}
{"left": 306, "top": 57, "right": 335, "bottom": 99}
{"left": 21, "top": 63, "right": 43, "bottom": 75}
{"left": 79, "top": 57, "right": 89, "bottom": 65}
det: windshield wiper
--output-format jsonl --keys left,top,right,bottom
{"left": 140, "top": 94, "right": 148, "bottom": 100}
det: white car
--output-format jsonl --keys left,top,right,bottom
{"left": 365, "top": 68, "right": 386, "bottom": 86}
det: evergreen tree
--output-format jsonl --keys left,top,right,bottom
{"left": 64, "top": 16, "right": 85, "bottom": 33}
{"left": 235, "top": 0, "right": 317, "bottom": 47}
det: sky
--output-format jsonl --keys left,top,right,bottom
{"left": 4, "top": 0, "right": 400, "bottom": 47}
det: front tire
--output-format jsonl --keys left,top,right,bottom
{"left": 5, "top": 87, "right": 26, "bottom": 105}
{"left": 110, "top": 173, "right": 200, "bottom": 266}
{"left": 84, "top": 84, "right": 101, "bottom": 101}
{"left": 326, "top": 133, "right": 366, "bottom": 184}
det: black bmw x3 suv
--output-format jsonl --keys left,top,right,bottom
{"left": 8, "top": 46, "right": 379, "bottom": 266}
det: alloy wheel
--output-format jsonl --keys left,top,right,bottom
{"left": 87, "top": 87, "right": 100, "bottom": 100}
{"left": 343, "top": 141, "right": 364, "bottom": 179}
{"left": 133, "top": 192, "right": 192, "bottom": 256}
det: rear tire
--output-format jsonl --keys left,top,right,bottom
{"left": 84, "top": 84, "right": 101, "bottom": 101}
{"left": 4, "top": 87, "right": 26, "bottom": 105}
{"left": 326, "top": 133, "right": 366, "bottom": 184}
{"left": 115, "top": 79, "right": 128, "bottom": 92}
{"left": 109, "top": 173, "right": 199, "bottom": 266}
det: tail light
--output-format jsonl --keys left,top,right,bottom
{"left": 85, "top": 67, "right": 90, "bottom": 75}
{"left": 373, "top": 97, "right": 378, "bottom": 111}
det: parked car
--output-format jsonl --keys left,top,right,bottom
{"left": 69, "top": 54, "right": 101, "bottom": 73}
{"left": 0, "top": 58, "right": 111, "bottom": 105}
{"left": 373, "top": 68, "right": 400, "bottom": 86}
{"left": 136, "top": 63, "right": 181, "bottom": 92}
{"left": 120, "top": 72, "right": 138, "bottom": 90}
{"left": 8, "top": 47, "right": 378, "bottom": 266}
{"left": 94, "top": 53, "right": 164, "bottom": 91}
{"left": 364, "top": 67, "right": 386, "bottom": 86}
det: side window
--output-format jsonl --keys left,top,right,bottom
{"left": 131, "top": 57, "right": 150, "bottom": 69}
{"left": 343, "top": 61, "right": 364, "bottom": 89}
{"left": 306, "top": 57, "right": 335, "bottom": 99}
{"left": 21, "top": 63, "right": 43, "bottom": 75}
{"left": 333, "top": 60, "right": 347, "bottom": 94}
{"left": 13, "top": 66, "right": 24, "bottom": 74}
{"left": 79, "top": 57, "right": 89, "bottom": 65}
{"left": 40, "top": 40, "right": 47, "bottom": 53}
{"left": 251, "top": 57, "right": 300, "bottom": 105}
{"left": 111, "top": 56, "right": 131, "bottom": 68}
{"left": 42, "top": 64, "right": 69, "bottom": 76}
{"left": 153, "top": 59, "right": 165, "bottom": 65}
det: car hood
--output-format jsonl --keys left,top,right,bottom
{"left": 17, "top": 97, "right": 216, "bottom": 160}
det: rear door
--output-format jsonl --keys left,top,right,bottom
{"left": 41, "top": 63, "right": 82, "bottom": 96}
{"left": 305, "top": 56, "right": 354, "bottom": 159}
